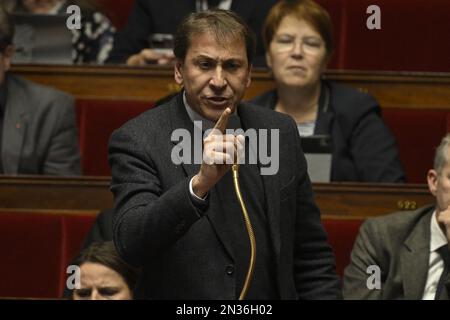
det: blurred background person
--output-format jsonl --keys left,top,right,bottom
{"left": 0, "top": 5, "right": 80, "bottom": 175}
{"left": 106, "top": 0, "right": 277, "bottom": 67}
{"left": 70, "top": 241, "right": 139, "bottom": 300}
{"left": 9, "top": 0, "right": 115, "bottom": 64}
{"left": 343, "top": 134, "right": 450, "bottom": 300}
{"left": 251, "top": 0, "right": 405, "bottom": 182}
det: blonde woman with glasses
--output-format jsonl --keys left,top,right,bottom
{"left": 251, "top": 0, "right": 404, "bottom": 183}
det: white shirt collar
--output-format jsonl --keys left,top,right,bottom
{"left": 430, "top": 210, "right": 448, "bottom": 252}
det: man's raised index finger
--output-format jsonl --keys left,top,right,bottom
{"left": 213, "top": 108, "right": 231, "bottom": 134}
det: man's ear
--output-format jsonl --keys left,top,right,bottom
{"left": 245, "top": 64, "right": 252, "bottom": 88}
{"left": 2, "top": 45, "right": 14, "bottom": 71}
{"left": 428, "top": 169, "right": 439, "bottom": 197}
{"left": 174, "top": 59, "right": 184, "bottom": 85}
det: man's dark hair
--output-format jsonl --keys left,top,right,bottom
{"left": 71, "top": 241, "right": 140, "bottom": 294}
{"left": 174, "top": 9, "right": 256, "bottom": 65}
{"left": 0, "top": 4, "right": 14, "bottom": 53}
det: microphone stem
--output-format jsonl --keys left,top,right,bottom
{"left": 232, "top": 164, "right": 256, "bottom": 300}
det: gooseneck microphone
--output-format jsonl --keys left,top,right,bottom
{"left": 227, "top": 114, "right": 256, "bottom": 300}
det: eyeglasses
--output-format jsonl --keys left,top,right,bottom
{"left": 272, "top": 36, "right": 324, "bottom": 55}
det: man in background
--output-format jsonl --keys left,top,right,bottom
{"left": 344, "top": 134, "right": 450, "bottom": 299}
{"left": 107, "top": 0, "right": 277, "bottom": 67}
{"left": 0, "top": 5, "right": 80, "bottom": 175}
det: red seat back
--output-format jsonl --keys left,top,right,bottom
{"left": 76, "top": 99, "right": 153, "bottom": 176}
{"left": 97, "top": 0, "right": 135, "bottom": 30}
{"left": 383, "top": 108, "right": 448, "bottom": 183}
{"left": 340, "top": 0, "right": 450, "bottom": 72}
{"left": 0, "top": 211, "right": 96, "bottom": 298}
{"left": 322, "top": 218, "right": 364, "bottom": 278}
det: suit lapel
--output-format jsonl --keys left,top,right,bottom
{"left": 169, "top": 93, "right": 200, "bottom": 177}
{"left": 168, "top": 93, "right": 235, "bottom": 259}
{"left": 400, "top": 209, "right": 433, "bottom": 299}
{"left": 238, "top": 104, "right": 281, "bottom": 263}
{"left": 2, "top": 75, "right": 28, "bottom": 174}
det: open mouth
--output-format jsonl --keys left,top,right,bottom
{"left": 205, "top": 97, "right": 230, "bottom": 107}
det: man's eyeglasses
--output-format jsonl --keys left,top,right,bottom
{"left": 272, "top": 36, "right": 324, "bottom": 55}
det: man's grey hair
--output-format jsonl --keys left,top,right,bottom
{"left": 0, "top": 4, "right": 14, "bottom": 52}
{"left": 434, "top": 134, "right": 450, "bottom": 174}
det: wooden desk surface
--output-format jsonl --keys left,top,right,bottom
{"left": 0, "top": 176, "right": 434, "bottom": 218}
{"left": 11, "top": 64, "right": 450, "bottom": 110}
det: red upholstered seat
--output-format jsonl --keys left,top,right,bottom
{"left": 339, "top": 0, "right": 450, "bottom": 72}
{"left": 382, "top": 108, "right": 448, "bottom": 183}
{"left": 97, "top": 0, "right": 135, "bottom": 30}
{"left": 0, "top": 212, "right": 63, "bottom": 298}
{"left": 0, "top": 211, "right": 96, "bottom": 299}
{"left": 58, "top": 214, "right": 97, "bottom": 296}
{"left": 0, "top": 209, "right": 365, "bottom": 298}
{"left": 76, "top": 99, "right": 153, "bottom": 176}
{"left": 322, "top": 218, "right": 364, "bottom": 278}
{"left": 315, "top": 0, "right": 344, "bottom": 70}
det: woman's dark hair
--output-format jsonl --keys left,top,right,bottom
{"left": 72, "top": 241, "right": 139, "bottom": 292}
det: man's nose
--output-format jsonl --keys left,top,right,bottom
{"left": 210, "top": 67, "right": 227, "bottom": 88}
{"left": 90, "top": 289, "right": 101, "bottom": 300}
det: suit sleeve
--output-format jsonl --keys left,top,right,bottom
{"left": 108, "top": 124, "right": 203, "bottom": 267}
{"left": 106, "top": 0, "right": 153, "bottom": 63}
{"left": 343, "top": 219, "right": 384, "bottom": 299}
{"left": 348, "top": 94, "right": 405, "bottom": 182}
{"left": 289, "top": 117, "right": 342, "bottom": 299}
{"left": 42, "top": 94, "right": 81, "bottom": 176}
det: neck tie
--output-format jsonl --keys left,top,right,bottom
{"left": 435, "top": 244, "right": 450, "bottom": 300}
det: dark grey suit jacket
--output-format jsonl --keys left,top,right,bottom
{"left": 343, "top": 205, "right": 437, "bottom": 299}
{"left": 250, "top": 80, "right": 405, "bottom": 182}
{"left": 1, "top": 74, "right": 80, "bottom": 175}
{"left": 108, "top": 93, "right": 341, "bottom": 299}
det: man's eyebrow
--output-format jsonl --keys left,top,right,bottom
{"left": 193, "top": 55, "right": 215, "bottom": 61}
{"left": 193, "top": 55, "right": 244, "bottom": 63}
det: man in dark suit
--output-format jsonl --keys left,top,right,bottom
{"left": 106, "top": 0, "right": 277, "bottom": 67}
{"left": 109, "top": 9, "right": 341, "bottom": 299}
{"left": 343, "top": 134, "right": 450, "bottom": 300}
{"left": 0, "top": 6, "right": 80, "bottom": 175}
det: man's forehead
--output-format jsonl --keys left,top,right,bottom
{"left": 186, "top": 33, "right": 248, "bottom": 63}
{"left": 187, "top": 32, "right": 247, "bottom": 59}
